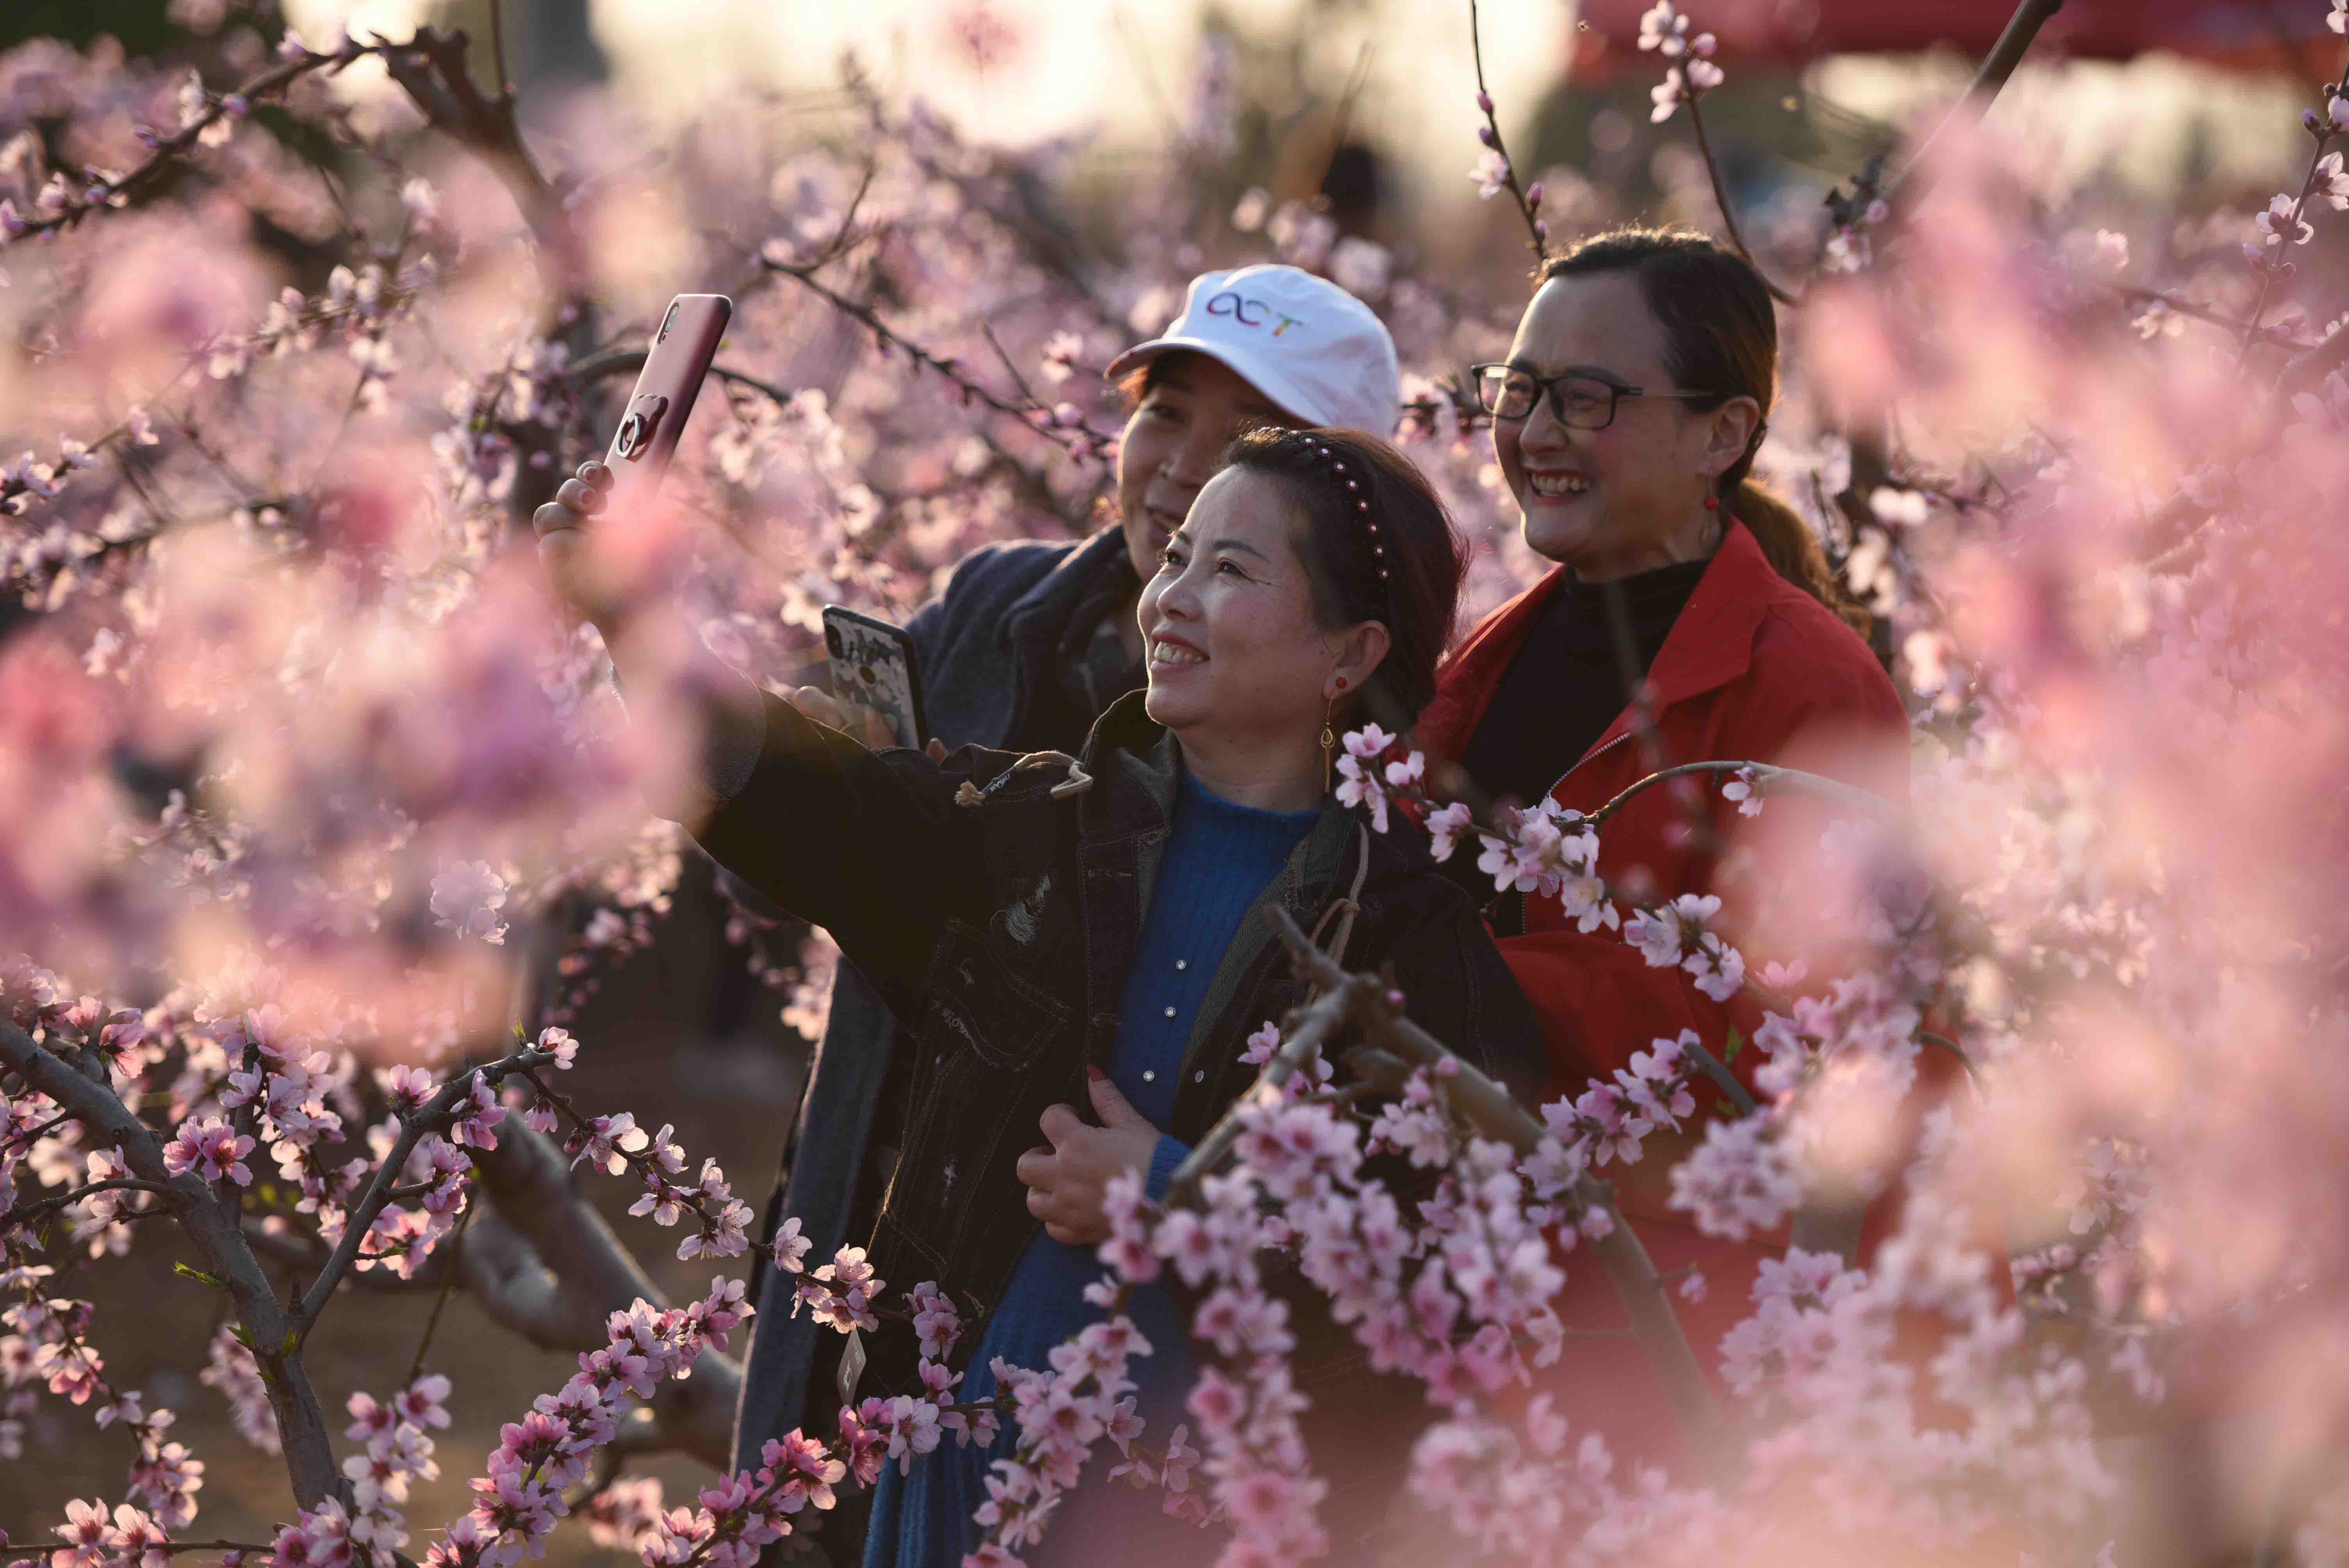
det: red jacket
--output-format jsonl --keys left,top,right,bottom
{"left": 1417, "top": 520, "right": 1917, "bottom": 1465}
{"left": 1419, "top": 519, "right": 1907, "bottom": 1096}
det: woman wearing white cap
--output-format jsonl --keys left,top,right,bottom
{"left": 541, "top": 268, "right": 1415, "bottom": 1563}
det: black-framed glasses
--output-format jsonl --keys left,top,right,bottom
{"left": 1469, "top": 363, "right": 1718, "bottom": 430}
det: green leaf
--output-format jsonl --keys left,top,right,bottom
{"left": 1720, "top": 1028, "right": 1744, "bottom": 1063}
{"left": 173, "top": 1262, "right": 225, "bottom": 1288}
{"left": 281, "top": 1328, "right": 300, "bottom": 1354}
{"left": 229, "top": 1322, "right": 252, "bottom": 1349}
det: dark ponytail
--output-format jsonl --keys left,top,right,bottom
{"left": 1540, "top": 228, "right": 1870, "bottom": 636}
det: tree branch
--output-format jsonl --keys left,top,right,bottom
{"left": 1162, "top": 983, "right": 1358, "bottom": 1204}
{"left": 1168, "top": 909, "right": 1734, "bottom": 1477}
{"left": 9, "top": 43, "right": 385, "bottom": 241}
{"left": 457, "top": 1121, "right": 741, "bottom": 1468}
{"left": 563, "top": 348, "right": 798, "bottom": 406}
{"left": 374, "top": 26, "right": 584, "bottom": 331}
{"left": 291, "top": 1045, "right": 558, "bottom": 1334}
{"left": 1467, "top": 0, "right": 1549, "bottom": 260}
{"left": 1586, "top": 759, "right": 1896, "bottom": 830}
{"left": 758, "top": 257, "right": 1097, "bottom": 454}
{"left": 2282, "top": 319, "right": 2349, "bottom": 392}
{"left": 1, "top": 1177, "right": 187, "bottom": 1231}
{"left": 1685, "top": 92, "right": 1801, "bottom": 305}
{"left": 2113, "top": 285, "right": 2313, "bottom": 349}
{"left": 0, "top": 1020, "right": 341, "bottom": 1509}
{"left": 1679, "top": 1034, "right": 1759, "bottom": 1119}
{"left": 1879, "top": 0, "right": 2066, "bottom": 215}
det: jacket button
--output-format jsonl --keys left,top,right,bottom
{"left": 1174, "top": 959, "right": 1187, "bottom": 971}
{"left": 1193, "top": 1070, "right": 1205, "bottom": 1083}
{"left": 1162, "top": 1006, "right": 1176, "bottom": 1019}
{"left": 1141, "top": 1070, "right": 1155, "bottom": 1083}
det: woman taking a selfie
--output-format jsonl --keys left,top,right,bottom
{"left": 1415, "top": 226, "right": 1913, "bottom": 1466}
{"left": 738, "top": 265, "right": 1404, "bottom": 1544}
{"left": 535, "top": 425, "right": 1544, "bottom": 1566}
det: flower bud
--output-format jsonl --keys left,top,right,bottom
{"left": 1534, "top": 219, "right": 1549, "bottom": 241}
{"left": 2307, "top": 107, "right": 2325, "bottom": 135}
{"left": 1477, "top": 125, "right": 1498, "bottom": 148}
{"left": 1477, "top": 91, "right": 1495, "bottom": 115}
{"left": 1526, "top": 181, "right": 1544, "bottom": 210}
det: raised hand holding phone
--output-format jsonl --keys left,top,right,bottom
{"left": 534, "top": 293, "right": 731, "bottom": 633}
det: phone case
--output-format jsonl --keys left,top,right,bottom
{"left": 601, "top": 294, "right": 732, "bottom": 514}
{"left": 822, "top": 606, "right": 927, "bottom": 750}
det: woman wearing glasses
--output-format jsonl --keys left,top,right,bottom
{"left": 1411, "top": 227, "right": 1914, "bottom": 1470}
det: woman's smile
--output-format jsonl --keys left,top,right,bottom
{"left": 1148, "top": 633, "right": 1207, "bottom": 668}
{"left": 1522, "top": 466, "right": 1594, "bottom": 499}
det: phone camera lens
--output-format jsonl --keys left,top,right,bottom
{"left": 825, "top": 626, "right": 843, "bottom": 656}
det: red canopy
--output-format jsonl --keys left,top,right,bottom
{"left": 1569, "top": 0, "right": 2340, "bottom": 72}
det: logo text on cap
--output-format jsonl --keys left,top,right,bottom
{"left": 1204, "top": 291, "right": 1305, "bottom": 338}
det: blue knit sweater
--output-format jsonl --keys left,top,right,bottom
{"left": 863, "top": 770, "right": 1320, "bottom": 1568}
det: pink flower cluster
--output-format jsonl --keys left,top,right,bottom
{"left": 338, "top": 1374, "right": 452, "bottom": 1551}
{"left": 1638, "top": 0, "right": 1723, "bottom": 121}
{"left": 425, "top": 1280, "right": 750, "bottom": 1568}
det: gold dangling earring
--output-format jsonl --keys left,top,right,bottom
{"left": 1321, "top": 695, "right": 1337, "bottom": 793}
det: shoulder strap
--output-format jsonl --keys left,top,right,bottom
{"left": 1301, "top": 823, "right": 1372, "bottom": 999}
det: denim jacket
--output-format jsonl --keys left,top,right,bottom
{"left": 692, "top": 688, "right": 1546, "bottom": 1420}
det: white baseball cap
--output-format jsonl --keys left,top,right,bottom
{"left": 1104, "top": 264, "right": 1401, "bottom": 436}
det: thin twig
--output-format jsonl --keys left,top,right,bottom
{"left": 1878, "top": 0, "right": 2068, "bottom": 215}
{"left": 1319, "top": 41, "right": 1376, "bottom": 194}
{"left": 1679, "top": 1034, "right": 1759, "bottom": 1117}
{"left": 2238, "top": 58, "right": 2349, "bottom": 366}
{"left": 404, "top": 1181, "right": 478, "bottom": 1386}
{"left": 291, "top": 1045, "right": 558, "bottom": 1333}
{"left": 1162, "top": 985, "right": 1358, "bottom": 1205}
{"left": 0, "top": 1020, "right": 342, "bottom": 1508}
{"left": 759, "top": 256, "right": 1098, "bottom": 452}
{"left": 2282, "top": 319, "right": 2349, "bottom": 391}
{"left": 11, "top": 43, "right": 385, "bottom": 241}
{"left": 1586, "top": 759, "right": 1896, "bottom": 830}
{"left": 1918, "top": 1031, "right": 1981, "bottom": 1089}
{"left": 1, "top": 1178, "right": 187, "bottom": 1231}
{"left": 978, "top": 322, "right": 1045, "bottom": 410}
{"left": 1685, "top": 92, "right": 1801, "bottom": 305}
{"left": 2112, "top": 285, "right": 2312, "bottom": 349}
{"left": 488, "top": 0, "right": 513, "bottom": 106}
{"left": 563, "top": 347, "right": 798, "bottom": 406}
{"left": 1468, "top": 0, "right": 1548, "bottom": 260}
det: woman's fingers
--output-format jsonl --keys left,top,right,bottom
{"left": 783, "top": 686, "right": 853, "bottom": 730}
{"left": 782, "top": 686, "right": 898, "bottom": 748}
{"left": 1037, "top": 1102, "right": 1084, "bottom": 1147}
{"left": 531, "top": 500, "right": 579, "bottom": 540}
{"left": 1013, "top": 1144, "right": 1054, "bottom": 1188}
{"left": 579, "top": 460, "right": 613, "bottom": 490}
{"left": 555, "top": 477, "right": 606, "bottom": 516}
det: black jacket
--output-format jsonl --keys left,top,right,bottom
{"left": 729, "top": 529, "right": 1141, "bottom": 1476}
{"left": 693, "top": 688, "right": 1546, "bottom": 1466}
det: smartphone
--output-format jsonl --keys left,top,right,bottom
{"left": 600, "top": 293, "right": 732, "bottom": 515}
{"left": 822, "top": 606, "right": 927, "bottom": 750}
